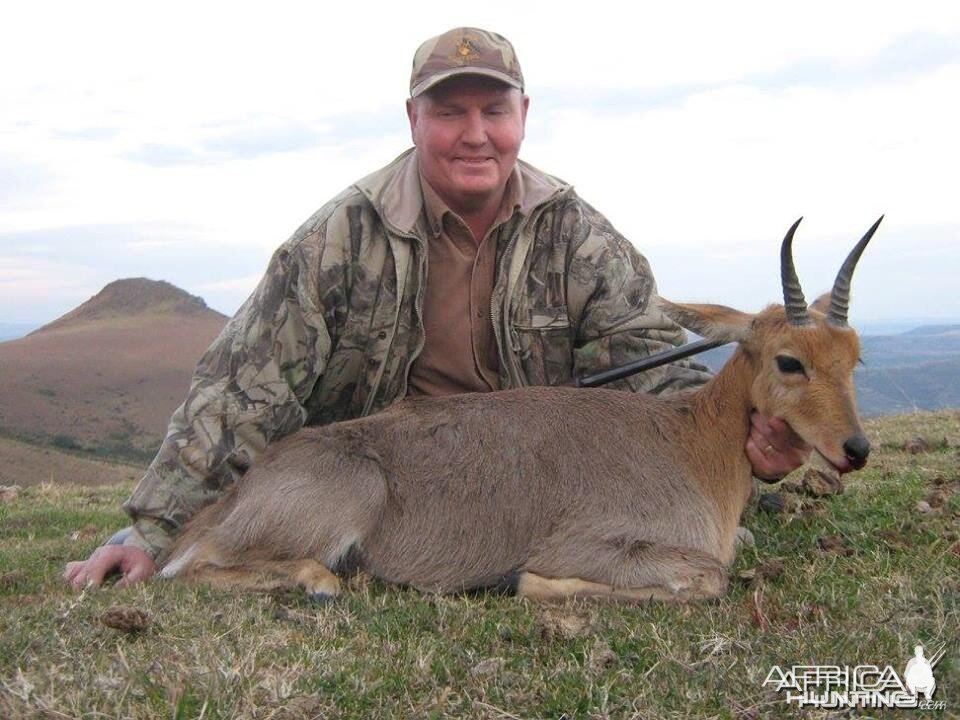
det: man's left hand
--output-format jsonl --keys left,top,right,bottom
{"left": 745, "top": 412, "right": 811, "bottom": 481}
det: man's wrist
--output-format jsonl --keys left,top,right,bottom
{"left": 105, "top": 526, "right": 134, "bottom": 546}
{"left": 121, "top": 518, "right": 174, "bottom": 562}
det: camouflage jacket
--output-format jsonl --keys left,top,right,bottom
{"left": 122, "top": 148, "right": 711, "bottom": 560}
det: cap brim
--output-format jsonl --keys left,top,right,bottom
{"left": 410, "top": 67, "right": 523, "bottom": 98}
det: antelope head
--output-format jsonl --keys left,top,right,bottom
{"left": 664, "top": 217, "right": 882, "bottom": 475}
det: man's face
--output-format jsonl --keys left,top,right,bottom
{"left": 407, "top": 75, "right": 528, "bottom": 215}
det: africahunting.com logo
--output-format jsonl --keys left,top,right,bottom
{"left": 764, "top": 644, "right": 948, "bottom": 710}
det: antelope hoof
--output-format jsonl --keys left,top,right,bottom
{"left": 300, "top": 575, "right": 340, "bottom": 600}
{"left": 294, "top": 561, "right": 342, "bottom": 601}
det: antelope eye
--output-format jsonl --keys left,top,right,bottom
{"left": 775, "top": 355, "right": 805, "bottom": 374}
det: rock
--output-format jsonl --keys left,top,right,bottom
{"left": 916, "top": 500, "right": 933, "bottom": 514}
{"left": 801, "top": 467, "right": 844, "bottom": 496}
{"left": 758, "top": 493, "right": 785, "bottom": 514}
{"left": 100, "top": 606, "right": 150, "bottom": 633}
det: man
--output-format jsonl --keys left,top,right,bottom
{"left": 64, "top": 28, "right": 807, "bottom": 590}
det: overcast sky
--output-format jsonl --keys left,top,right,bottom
{"left": 2, "top": 1, "right": 958, "bottom": 327}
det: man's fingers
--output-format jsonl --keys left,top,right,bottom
{"left": 765, "top": 416, "right": 810, "bottom": 450}
{"left": 69, "top": 569, "right": 89, "bottom": 591}
{"left": 745, "top": 437, "right": 776, "bottom": 476}
{"left": 752, "top": 413, "right": 811, "bottom": 453}
{"left": 64, "top": 542, "right": 157, "bottom": 591}
{"left": 749, "top": 418, "right": 785, "bottom": 455}
{"left": 116, "top": 562, "right": 155, "bottom": 589}
{"left": 63, "top": 561, "right": 84, "bottom": 584}
{"left": 83, "top": 547, "right": 122, "bottom": 588}
{"left": 750, "top": 413, "right": 781, "bottom": 451}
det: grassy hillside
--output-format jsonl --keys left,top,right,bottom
{"left": 0, "top": 279, "right": 227, "bottom": 462}
{"left": 0, "top": 410, "right": 957, "bottom": 718}
{"left": 0, "top": 436, "right": 143, "bottom": 488}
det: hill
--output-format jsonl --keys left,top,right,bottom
{"left": 0, "top": 436, "right": 142, "bottom": 487}
{"left": 0, "top": 278, "right": 228, "bottom": 460}
{"left": 33, "top": 278, "right": 214, "bottom": 334}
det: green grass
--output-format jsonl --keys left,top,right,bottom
{"left": 1, "top": 412, "right": 958, "bottom": 718}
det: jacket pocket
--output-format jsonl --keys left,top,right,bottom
{"left": 511, "top": 306, "right": 574, "bottom": 385}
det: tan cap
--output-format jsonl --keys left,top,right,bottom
{"left": 410, "top": 27, "right": 524, "bottom": 98}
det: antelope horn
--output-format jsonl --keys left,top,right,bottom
{"left": 780, "top": 217, "right": 810, "bottom": 326}
{"left": 827, "top": 215, "right": 884, "bottom": 327}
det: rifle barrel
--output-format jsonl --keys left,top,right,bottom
{"left": 574, "top": 338, "right": 726, "bottom": 389}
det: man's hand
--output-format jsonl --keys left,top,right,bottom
{"left": 745, "top": 412, "right": 811, "bottom": 481}
{"left": 63, "top": 545, "right": 157, "bottom": 591}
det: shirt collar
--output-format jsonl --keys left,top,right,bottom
{"left": 419, "top": 164, "right": 525, "bottom": 239}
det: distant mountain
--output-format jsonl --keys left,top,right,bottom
{"left": 855, "top": 358, "right": 960, "bottom": 415}
{"left": 898, "top": 324, "right": 960, "bottom": 337}
{"left": 695, "top": 323, "right": 960, "bottom": 417}
{"left": 0, "top": 278, "right": 228, "bottom": 460}
{"left": 32, "top": 277, "right": 215, "bottom": 334}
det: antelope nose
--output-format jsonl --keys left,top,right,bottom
{"left": 843, "top": 434, "right": 871, "bottom": 469}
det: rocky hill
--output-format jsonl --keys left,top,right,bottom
{"left": 0, "top": 278, "right": 228, "bottom": 461}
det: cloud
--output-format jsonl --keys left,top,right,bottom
{"left": 124, "top": 143, "right": 208, "bottom": 167}
{"left": 0, "top": 153, "right": 53, "bottom": 203}
{"left": 53, "top": 127, "right": 120, "bottom": 141}
{"left": 201, "top": 120, "right": 328, "bottom": 159}
{"left": 1, "top": 1, "right": 958, "bottom": 325}
{"left": 0, "top": 253, "right": 100, "bottom": 323}
{"left": 195, "top": 274, "right": 263, "bottom": 294}
{"left": 0, "top": 223, "right": 272, "bottom": 321}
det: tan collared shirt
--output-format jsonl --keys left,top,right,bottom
{"left": 407, "top": 168, "right": 524, "bottom": 397}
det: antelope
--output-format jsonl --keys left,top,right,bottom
{"left": 160, "top": 217, "right": 881, "bottom": 603}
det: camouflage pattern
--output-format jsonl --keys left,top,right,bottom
{"left": 121, "top": 148, "right": 712, "bottom": 560}
{"left": 410, "top": 27, "right": 523, "bottom": 97}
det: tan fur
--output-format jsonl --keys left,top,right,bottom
{"left": 161, "top": 299, "right": 867, "bottom": 604}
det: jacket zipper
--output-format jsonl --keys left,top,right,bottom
{"left": 361, "top": 230, "right": 426, "bottom": 416}
{"left": 491, "top": 222, "right": 525, "bottom": 388}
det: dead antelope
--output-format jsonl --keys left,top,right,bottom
{"left": 161, "top": 217, "right": 881, "bottom": 603}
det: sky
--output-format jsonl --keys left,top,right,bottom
{"left": 1, "top": 1, "right": 959, "bottom": 328}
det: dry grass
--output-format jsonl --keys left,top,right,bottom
{"left": 1, "top": 411, "right": 958, "bottom": 718}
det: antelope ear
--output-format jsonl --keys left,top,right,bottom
{"left": 660, "top": 299, "right": 753, "bottom": 344}
{"left": 809, "top": 292, "right": 832, "bottom": 315}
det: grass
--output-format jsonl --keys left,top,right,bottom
{"left": 1, "top": 411, "right": 958, "bottom": 718}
